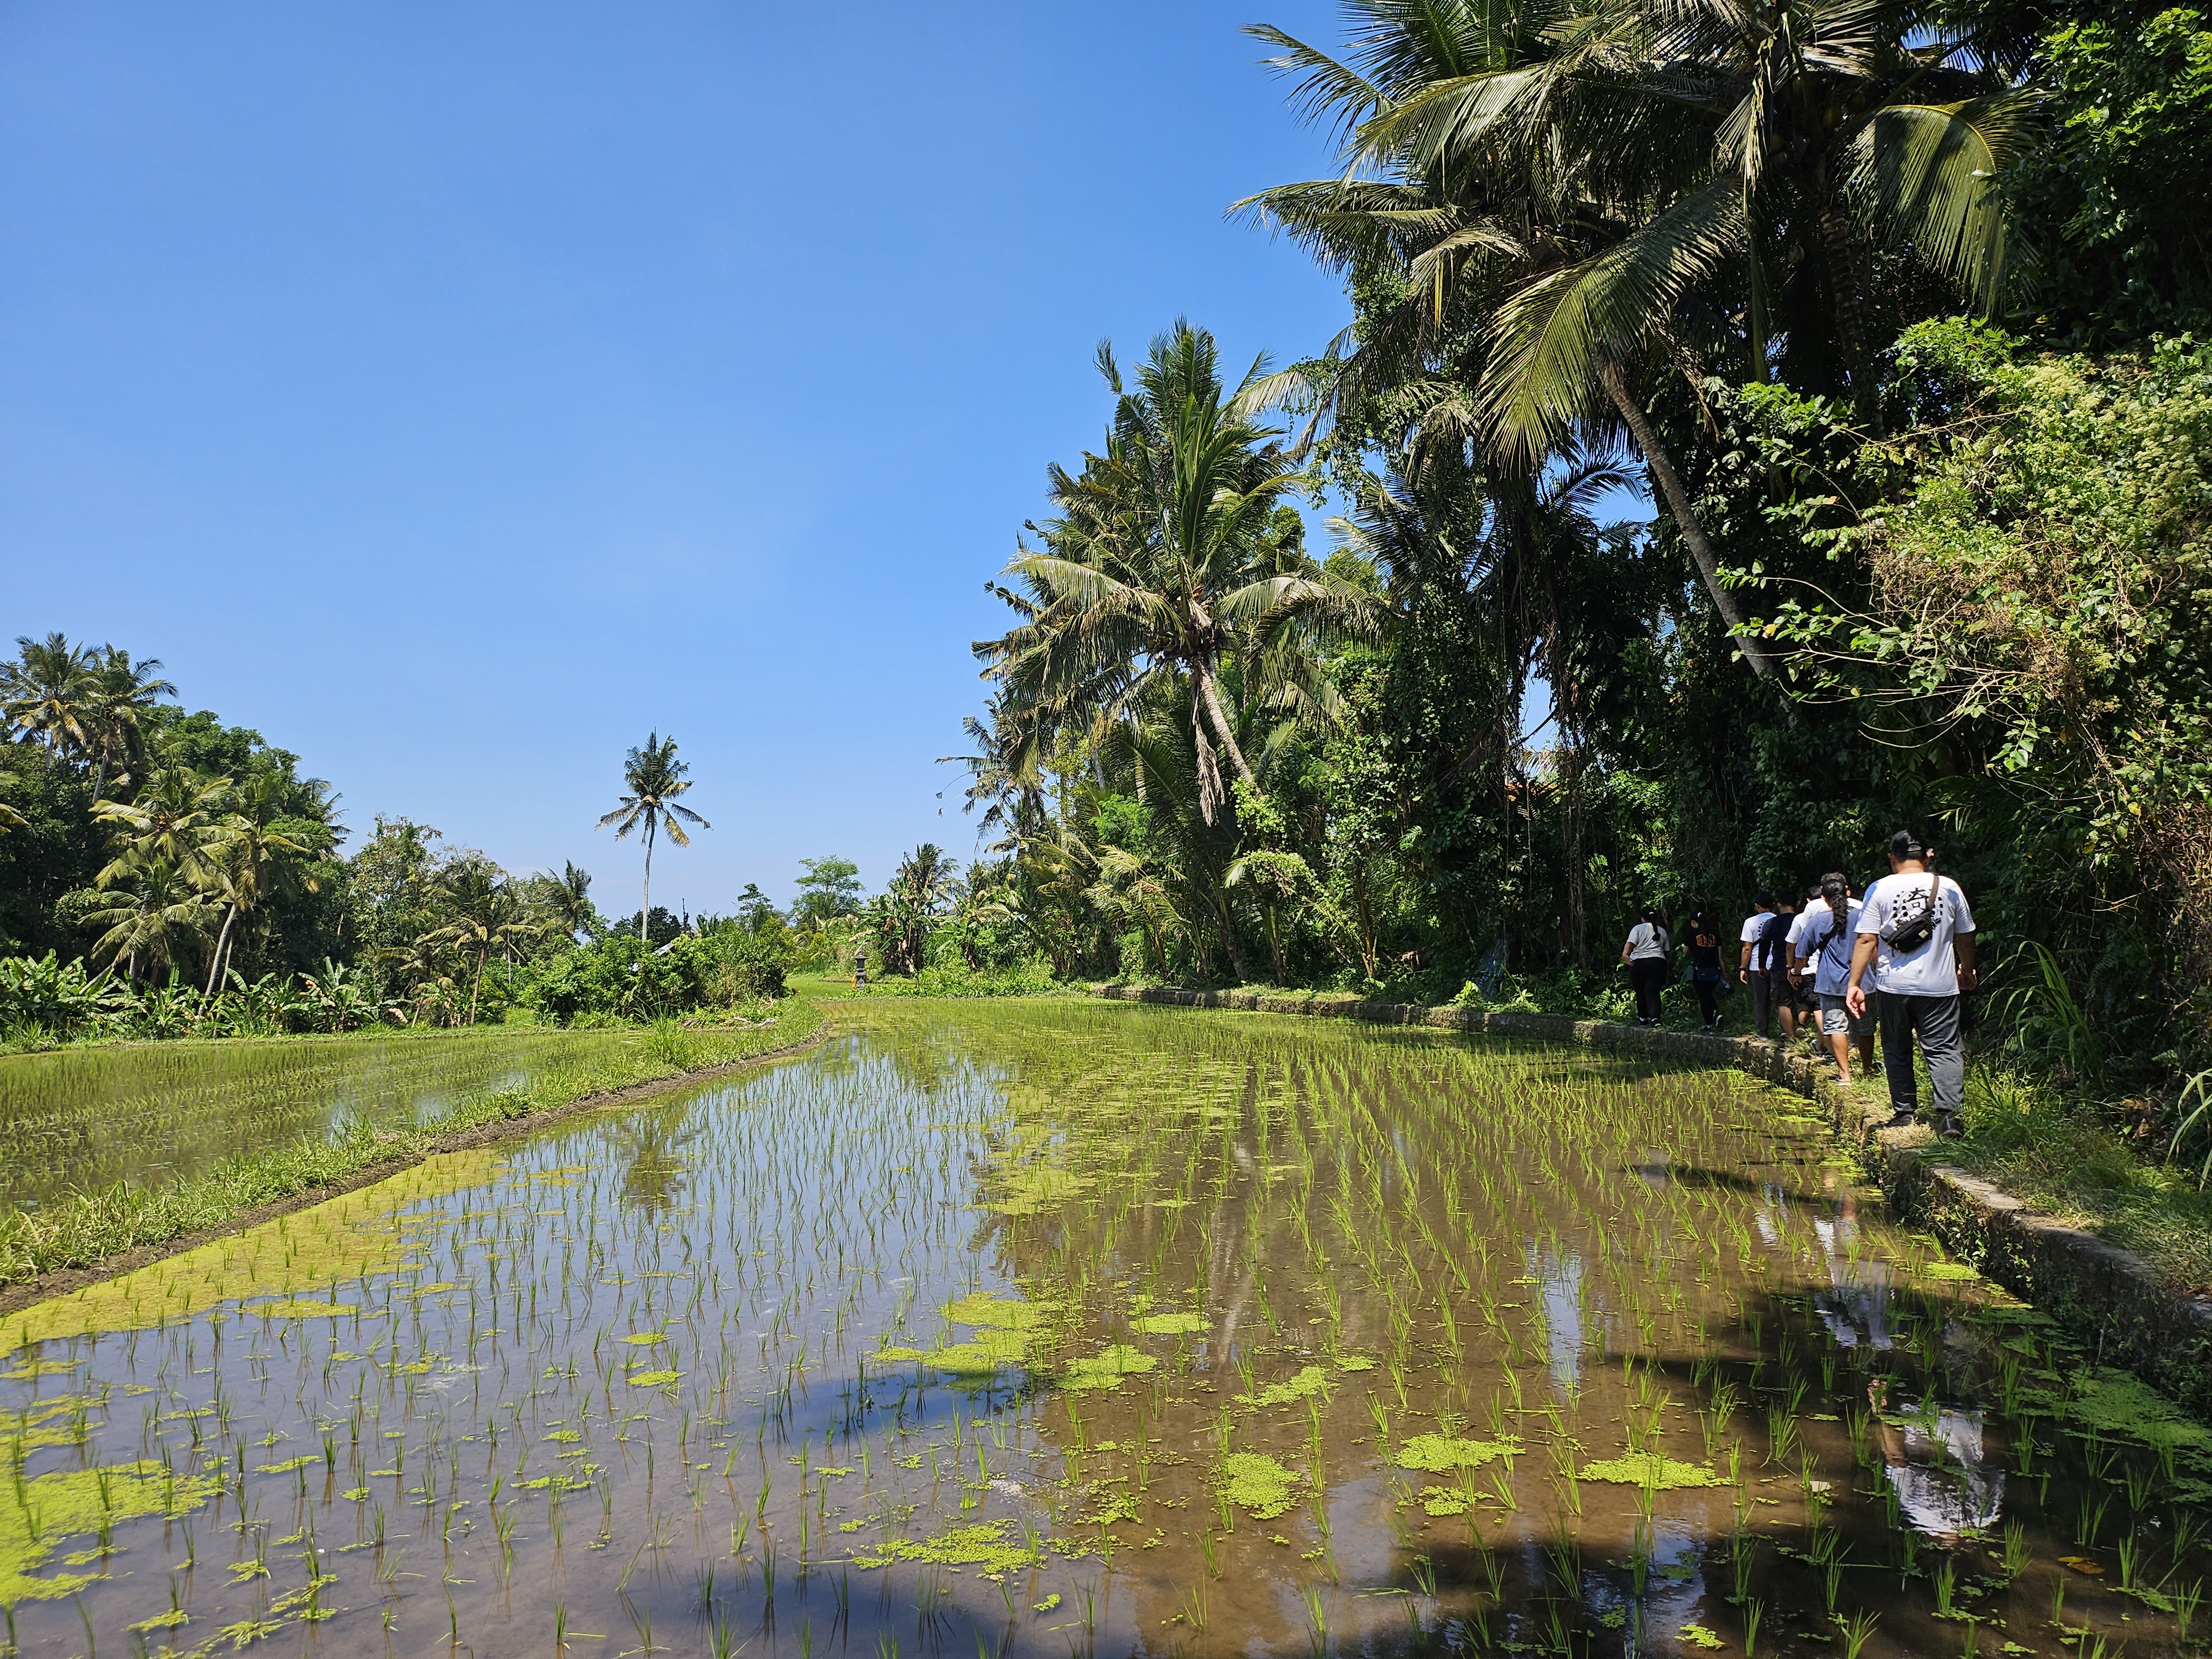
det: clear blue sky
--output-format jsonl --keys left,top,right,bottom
{"left": 2, "top": 1, "right": 1364, "bottom": 913}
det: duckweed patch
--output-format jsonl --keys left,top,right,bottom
{"left": 1395, "top": 1433, "right": 1520, "bottom": 1473}
{"left": 851, "top": 1521, "right": 1044, "bottom": 1573}
{"left": 1575, "top": 1452, "right": 1729, "bottom": 1489}
{"left": 1130, "top": 1311, "right": 1208, "bottom": 1335}
{"left": 6, "top": 1149, "right": 505, "bottom": 1344}
{"left": 1220, "top": 1452, "right": 1298, "bottom": 1520}
{"left": 1060, "top": 1343, "right": 1154, "bottom": 1390}
{"left": 0, "top": 1462, "right": 221, "bottom": 1603}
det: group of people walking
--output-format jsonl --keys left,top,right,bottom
{"left": 1619, "top": 830, "right": 1977, "bottom": 1137}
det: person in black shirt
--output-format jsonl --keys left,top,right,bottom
{"left": 1685, "top": 910, "right": 1730, "bottom": 1032}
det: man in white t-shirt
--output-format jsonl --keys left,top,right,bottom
{"left": 1739, "top": 894, "right": 1796, "bottom": 1040}
{"left": 1805, "top": 873, "right": 1874, "bottom": 1084}
{"left": 1846, "top": 831, "right": 1979, "bottom": 1136}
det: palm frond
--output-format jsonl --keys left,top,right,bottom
{"left": 1480, "top": 178, "right": 1745, "bottom": 462}
{"left": 1848, "top": 92, "right": 2041, "bottom": 313}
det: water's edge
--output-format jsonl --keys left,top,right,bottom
{"left": 0, "top": 1020, "right": 837, "bottom": 1321}
{"left": 1095, "top": 983, "right": 2212, "bottom": 1418}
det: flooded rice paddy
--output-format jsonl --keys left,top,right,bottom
{"left": 0, "top": 1030, "right": 662, "bottom": 1210}
{"left": 2, "top": 1000, "right": 2206, "bottom": 1659}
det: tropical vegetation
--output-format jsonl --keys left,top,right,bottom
{"left": 924, "top": 0, "right": 2212, "bottom": 1172}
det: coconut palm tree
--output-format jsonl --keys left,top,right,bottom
{"left": 83, "top": 647, "right": 176, "bottom": 802}
{"left": 596, "top": 733, "right": 709, "bottom": 942}
{"left": 1, "top": 634, "right": 101, "bottom": 766}
{"left": 93, "top": 765, "right": 233, "bottom": 890}
{"left": 85, "top": 860, "right": 221, "bottom": 979}
{"left": 1239, "top": 0, "right": 2036, "bottom": 682}
{"left": 978, "top": 322, "right": 1376, "bottom": 825}
{"left": 200, "top": 771, "right": 323, "bottom": 998}
{"left": 427, "top": 858, "right": 540, "bottom": 1024}
{"left": 538, "top": 860, "right": 598, "bottom": 940}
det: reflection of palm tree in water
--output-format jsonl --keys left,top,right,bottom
{"left": 614, "top": 1102, "right": 696, "bottom": 1218}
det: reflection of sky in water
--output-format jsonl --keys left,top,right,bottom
{"left": 1814, "top": 1214, "right": 1896, "bottom": 1350}
{"left": 1755, "top": 1180, "right": 1788, "bottom": 1247}
{"left": 1886, "top": 1403, "right": 2005, "bottom": 1536}
{"left": 1527, "top": 1239, "right": 1588, "bottom": 1387}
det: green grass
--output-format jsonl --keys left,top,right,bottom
{"left": 0, "top": 999, "right": 822, "bottom": 1291}
{"left": 1941, "top": 1066, "right": 2212, "bottom": 1293}
{"left": 791, "top": 962, "right": 1080, "bottom": 999}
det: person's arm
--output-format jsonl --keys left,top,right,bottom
{"left": 1844, "top": 931, "right": 1879, "bottom": 1017}
{"left": 1740, "top": 936, "right": 1754, "bottom": 975}
{"left": 1955, "top": 931, "right": 1977, "bottom": 993}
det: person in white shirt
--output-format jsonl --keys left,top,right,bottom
{"left": 1739, "top": 894, "right": 1797, "bottom": 1040}
{"left": 1845, "top": 831, "right": 1979, "bottom": 1135}
{"left": 1619, "top": 907, "right": 1670, "bottom": 1027}
{"left": 1805, "top": 873, "right": 1874, "bottom": 1084}
{"left": 1785, "top": 881, "right": 1826, "bottom": 1039}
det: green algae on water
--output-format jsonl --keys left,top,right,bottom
{"left": 1130, "top": 1311, "right": 1208, "bottom": 1335}
{"left": 1, "top": 1462, "right": 221, "bottom": 1603}
{"left": 7, "top": 1147, "right": 506, "bottom": 1344}
{"left": 1220, "top": 1452, "right": 1298, "bottom": 1520}
{"left": 1239, "top": 1364, "right": 1335, "bottom": 1408}
{"left": 1395, "top": 1433, "right": 1520, "bottom": 1473}
{"left": 1575, "top": 1451, "right": 1729, "bottom": 1489}
{"left": 1060, "top": 1343, "right": 1155, "bottom": 1390}
{"left": 851, "top": 1521, "right": 1044, "bottom": 1573}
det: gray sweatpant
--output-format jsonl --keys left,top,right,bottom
{"left": 1876, "top": 991, "right": 1965, "bottom": 1118}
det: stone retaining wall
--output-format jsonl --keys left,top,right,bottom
{"left": 1094, "top": 984, "right": 2212, "bottom": 1417}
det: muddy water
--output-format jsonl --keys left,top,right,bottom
{"left": 1, "top": 1001, "right": 2204, "bottom": 1658}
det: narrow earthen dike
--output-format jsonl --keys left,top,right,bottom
{"left": 1095, "top": 984, "right": 2212, "bottom": 1418}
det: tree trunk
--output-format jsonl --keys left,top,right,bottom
{"left": 469, "top": 945, "right": 487, "bottom": 1025}
{"left": 1194, "top": 661, "right": 1256, "bottom": 790}
{"left": 1815, "top": 196, "right": 1872, "bottom": 406}
{"left": 1598, "top": 357, "right": 1780, "bottom": 685}
{"left": 204, "top": 905, "right": 238, "bottom": 1001}
{"left": 641, "top": 822, "right": 655, "bottom": 945}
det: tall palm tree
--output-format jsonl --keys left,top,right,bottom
{"left": 0, "top": 636, "right": 175, "bottom": 801}
{"left": 85, "top": 860, "right": 220, "bottom": 979}
{"left": 93, "top": 765, "right": 233, "bottom": 890}
{"left": 427, "top": 858, "right": 540, "bottom": 1024}
{"left": 200, "top": 772, "right": 322, "bottom": 998}
{"left": 596, "top": 733, "right": 709, "bottom": 942}
{"left": 84, "top": 647, "right": 176, "bottom": 802}
{"left": 978, "top": 322, "right": 1374, "bottom": 824}
{"left": 1, "top": 634, "right": 101, "bottom": 766}
{"left": 539, "top": 860, "right": 598, "bottom": 940}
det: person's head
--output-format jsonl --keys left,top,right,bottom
{"left": 1805, "top": 882, "right": 1824, "bottom": 902}
{"left": 1777, "top": 891, "right": 1797, "bottom": 914}
{"left": 1820, "top": 872, "right": 1849, "bottom": 908}
{"left": 1755, "top": 891, "right": 1775, "bottom": 912}
{"left": 1640, "top": 906, "right": 1660, "bottom": 925}
{"left": 1887, "top": 829, "right": 1927, "bottom": 869}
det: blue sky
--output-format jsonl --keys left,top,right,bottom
{"left": 2, "top": 1, "right": 1371, "bottom": 912}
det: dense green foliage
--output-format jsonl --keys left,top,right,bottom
{"left": 931, "top": 0, "right": 2212, "bottom": 1162}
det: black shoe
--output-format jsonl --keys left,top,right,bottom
{"left": 1882, "top": 1109, "right": 1918, "bottom": 1130}
{"left": 1937, "top": 1115, "right": 1966, "bottom": 1140}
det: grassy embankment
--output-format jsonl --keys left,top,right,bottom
{"left": 0, "top": 999, "right": 823, "bottom": 1292}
